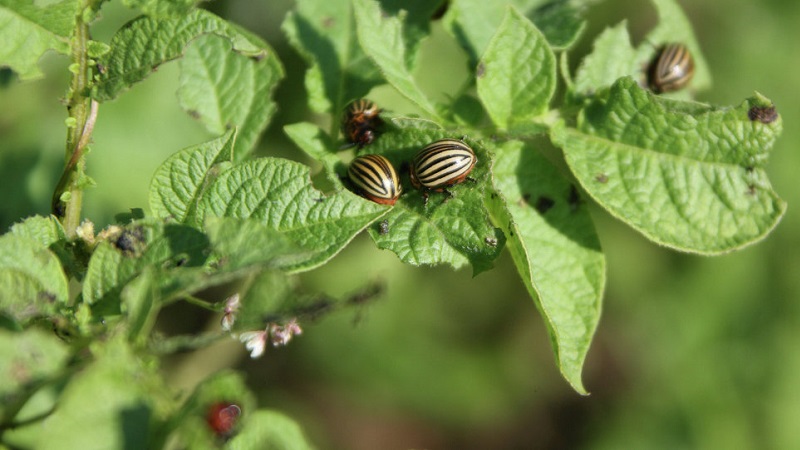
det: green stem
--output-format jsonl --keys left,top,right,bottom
{"left": 52, "top": 7, "right": 97, "bottom": 238}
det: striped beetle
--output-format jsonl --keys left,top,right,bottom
{"left": 348, "top": 154, "right": 402, "bottom": 205}
{"left": 648, "top": 43, "right": 695, "bottom": 94}
{"left": 342, "top": 99, "right": 382, "bottom": 148}
{"left": 410, "top": 138, "right": 477, "bottom": 204}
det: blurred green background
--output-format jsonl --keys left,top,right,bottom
{"left": 2, "top": 0, "right": 799, "bottom": 448}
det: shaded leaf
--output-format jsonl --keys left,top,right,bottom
{"left": 283, "top": 122, "right": 343, "bottom": 186}
{"left": 476, "top": 6, "right": 556, "bottom": 130}
{"left": 353, "top": 0, "right": 439, "bottom": 119}
{"left": 195, "top": 158, "right": 388, "bottom": 273}
{"left": 228, "top": 410, "right": 314, "bottom": 450}
{"left": 93, "top": 9, "right": 272, "bottom": 101}
{"left": 0, "top": 328, "right": 70, "bottom": 418}
{"left": 282, "top": 0, "right": 382, "bottom": 115}
{"left": 82, "top": 221, "right": 210, "bottom": 310}
{"left": 573, "top": 21, "right": 638, "bottom": 96}
{"left": 528, "top": 0, "right": 586, "bottom": 50}
{"left": 121, "top": 268, "right": 159, "bottom": 345}
{"left": 0, "top": 234, "right": 68, "bottom": 322}
{"left": 149, "top": 129, "right": 235, "bottom": 225}
{"left": 487, "top": 140, "right": 604, "bottom": 394}
{"left": 177, "top": 35, "right": 283, "bottom": 159}
{"left": 38, "top": 338, "right": 164, "bottom": 450}
{"left": 442, "top": 0, "right": 554, "bottom": 65}
{"left": 204, "top": 217, "right": 314, "bottom": 273}
{"left": 0, "top": 0, "right": 77, "bottom": 79}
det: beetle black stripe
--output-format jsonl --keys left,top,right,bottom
{"left": 650, "top": 43, "right": 694, "bottom": 93}
{"left": 348, "top": 154, "right": 401, "bottom": 203}
{"left": 413, "top": 140, "right": 476, "bottom": 188}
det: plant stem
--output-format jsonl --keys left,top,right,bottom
{"left": 52, "top": 7, "right": 97, "bottom": 238}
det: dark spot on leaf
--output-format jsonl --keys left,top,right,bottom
{"left": 52, "top": 201, "right": 66, "bottom": 219}
{"left": 747, "top": 184, "right": 757, "bottom": 196}
{"left": 188, "top": 110, "right": 201, "bottom": 119}
{"left": 595, "top": 173, "right": 608, "bottom": 183}
{"left": 378, "top": 219, "right": 389, "bottom": 235}
{"left": 114, "top": 227, "right": 146, "bottom": 256}
{"left": 96, "top": 63, "right": 106, "bottom": 74}
{"left": 476, "top": 62, "right": 485, "bottom": 78}
{"left": 175, "top": 256, "right": 188, "bottom": 267}
{"left": 567, "top": 185, "right": 581, "bottom": 211}
{"left": 322, "top": 16, "right": 335, "bottom": 28}
{"left": 380, "top": 9, "right": 390, "bottom": 19}
{"left": 518, "top": 193, "right": 531, "bottom": 207}
{"left": 748, "top": 105, "right": 778, "bottom": 124}
{"left": 484, "top": 236, "right": 497, "bottom": 247}
{"left": 431, "top": 0, "right": 449, "bottom": 20}
{"left": 490, "top": 192, "right": 497, "bottom": 199}
{"left": 535, "top": 196, "right": 555, "bottom": 214}
{"left": 38, "top": 291, "right": 56, "bottom": 303}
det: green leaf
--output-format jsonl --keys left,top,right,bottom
{"left": 195, "top": 158, "right": 388, "bottom": 273}
{"left": 121, "top": 268, "right": 159, "bottom": 345}
{"left": 552, "top": 78, "right": 786, "bottom": 254}
{"left": 204, "top": 217, "right": 314, "bottom": 273}
{"left": 282, "top": 0, "right": 382, "bottom": 115}
{"left": 38, "top": 338, "right": 163, "bottom": 450}
{"left": 228, "top": 410, "right": 314, "bottom": 450}
{"left": 9, "top": 215, "right": 67, "bottom": 248}
{"left": 355, "top": 128, "right": 505, "bottom": 273}
{"left": 149, "top": 129, "right": 236, "bottom": 224}
{"left": 82, "top": 221, "right": 210, "bottom": 309}
{"left": 528, "top": 0, "right": 586, "bottom": 50}
{"left": 487, "top": 140, "right": 604, "bottom": 394}
{"left": 121, "top": 0, "right": 199, "bottom": 18}
{"left": 0, "top": 328, "right": 70, "bottom": 418}
{"left": 234, "top": 270, "right": 295, "bottom": 331}
{"left": 284, "top": 122, "right": 343, "bottom": 186}
{"left": 639, "top": 0, "right": 711, "bottom": 93}
{"left": 177, "top": 35, "right": 284, "bottom": 159}
{"left": 442, "top": 0, "right": 558, "bottom": 65}
{"left": 353, "top": 0, "right": 439, "bottom": 119}
{"left": 0, "top": 234, "right": 68, "bottom": 322}
{"left": 573, "top": 21, "right": 638, "bottom": 96}
{"left": 379, "top": 0, "right": 446, "bottom": 66}
{"left": 476, "top": 6, "right": 556, "bottom": 130}
{"left": 93, "top": 9, "right": 272, "bottom": 101}
{"left": 0, "top": 0, "right": 77, "bottom": 79}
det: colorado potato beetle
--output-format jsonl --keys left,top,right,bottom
{"left": 410, "top": 138, "right": 477, "bottom": 203}
{"left": 348, "top": 154, "right": 402, "bottom": 205}
{"left": 342, "top": 99, "right": 383, "bottom": 148}
{"left": 648, "top": 43, "right": 695, "bottom": 94}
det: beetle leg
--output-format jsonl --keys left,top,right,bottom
{"left": 442, "top": 188, "right": 454, "bottom": 203}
